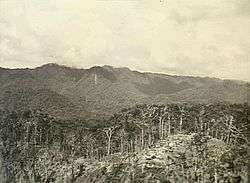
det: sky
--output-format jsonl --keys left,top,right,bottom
{"left": 0, "top": 0, "right": 249, "bottom": 81}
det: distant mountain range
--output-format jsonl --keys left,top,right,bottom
{"left": 0, "top": 63, "right": 249, "bottom": 119}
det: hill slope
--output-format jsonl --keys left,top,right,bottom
{"left": 0, "top": 63, "right": 248, "bottom": 119}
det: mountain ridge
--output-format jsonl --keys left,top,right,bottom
{"left": 0, "top": 63, "right": 249, "bottom": 120}
{"left": 1, "top": 63, "right": 249, "bottom": 83}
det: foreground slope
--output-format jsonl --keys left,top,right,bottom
{"left": 1, "top": 103, "right": 248, "bottom": 182}
{"left": 34, "top": 134, "right": 248, "bottom": 183}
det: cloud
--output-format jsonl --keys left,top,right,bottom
{"left": 0, "top": 0, "right": 249, "bottom": 81}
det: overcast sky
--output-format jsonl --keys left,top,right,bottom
{"left": 0, "top": 0, "right": 249, "bottom": 81}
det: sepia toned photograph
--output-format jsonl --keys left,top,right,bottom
{"left": 0, "top": 0, "right": 249, "bottom": 182}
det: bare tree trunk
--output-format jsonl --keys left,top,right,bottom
{"left": 103, "top": 127, "right": 116, "bottom": 156}
{"left": 86, "top": 147, "right": 89, "bottom": 159}
{"left": 141, "top": 128, "right": 144, "bottom": 150}
{"left": 168, "top": 115, "right": 171, "bottom": 136}
{"left": 178, "top": 106, "right": 184, "bottom": 133}
{"left": 71, "top": 164, "right": 75, "bottom": 182}
{"left": 206, "top": 123, "right": 210, "bottom": 136}
{"left": 159, "top": 117, "right": 162, "bottom": 139}
{"left": 220, "top": 133, "right": 224, "bottom": 141}
{"left": 164, "top": 121, "right": 167, "bottom": 138}
{"left": 46, "top": 129, "right": 49, "bottom": 147}
{"left": 204, "top": 123, "right": 207, "bottom": 134}
{"left": 120, "top": 135, "right": 124, "bottom": 154}
{"left": 200, "top": 117, "right": 203, "bottom": 132}
{"left": 107, "top": 136, "right": 111, "bottom": 155}
{"left": 161, "top": 118, "right": 164, "bottom": 139}
{"left": 130, "top": 139, "right": 133, "bottom": 153}
{"left": 227, "top": 116, "right": 233, "bottom": 144}
{"left": 214, "top": 170, "right": 218, "bottom": 183}
{"left": 90, "top": 144, "right": 94, "bottom": 159}
{"left": 179, "top": 115, "right": 183, "bottom": 132}
{"left": 148, "top": 130, "right": 152, "bottom": 147}
{"left": 34, "top": 122, "right": 37, "bottom": 146}
{"left": 194, "top": 157, "right": 198, "bottom": 172}
{"left": 135, "top": 137, "right": 138, "bottom": 152}
{"left": 39, "top": 128, "right": 42, "bottom": 145}
{"left": 26, "top": 123, "right": 30, "bottom": 145}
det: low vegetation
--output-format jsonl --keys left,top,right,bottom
{"left": 0, "top": 103, "right": 249, "bottom": 182}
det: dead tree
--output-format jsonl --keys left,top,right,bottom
{"left": 178, "top": 106, "right": 185, "bottom": 133}
{"left": 103, "top": 126, "right": 117, "bottom": 156}
{"left": 119, "top": 129, "right": 126, "bottom": 154}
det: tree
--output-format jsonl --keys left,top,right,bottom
{"left": 103, "top": 126, "right": 117, "bottom": 156}
{"left": 199, "top": 106, "right": 205, "bottom": 132}
{"left": 134, "top": 120, "right": 149, "bottom": 151}
{"left": 178, "top": 106, "right": 185, "bottom": 133}
{"left": 119, "top": 128, "right": 126, "bottom": 154}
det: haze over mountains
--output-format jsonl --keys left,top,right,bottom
{"left": 0, "top": 63, "right": 249, "bottom": 120}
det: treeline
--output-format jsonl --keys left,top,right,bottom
{"left": 0, "top": 103, "right": 249, "bottom": 182}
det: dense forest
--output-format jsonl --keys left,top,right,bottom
{"left": 1, "top": 64, "right": 249, "bottom": 121}
{"left": 0, "top": 103, "right": 249, "bottom": 182}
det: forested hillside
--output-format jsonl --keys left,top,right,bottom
{"left": 0, "top": 103, "right": 249, "bottom": 182}
{"left": 0, "top": 64, "right": 249, "bottom": 119}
